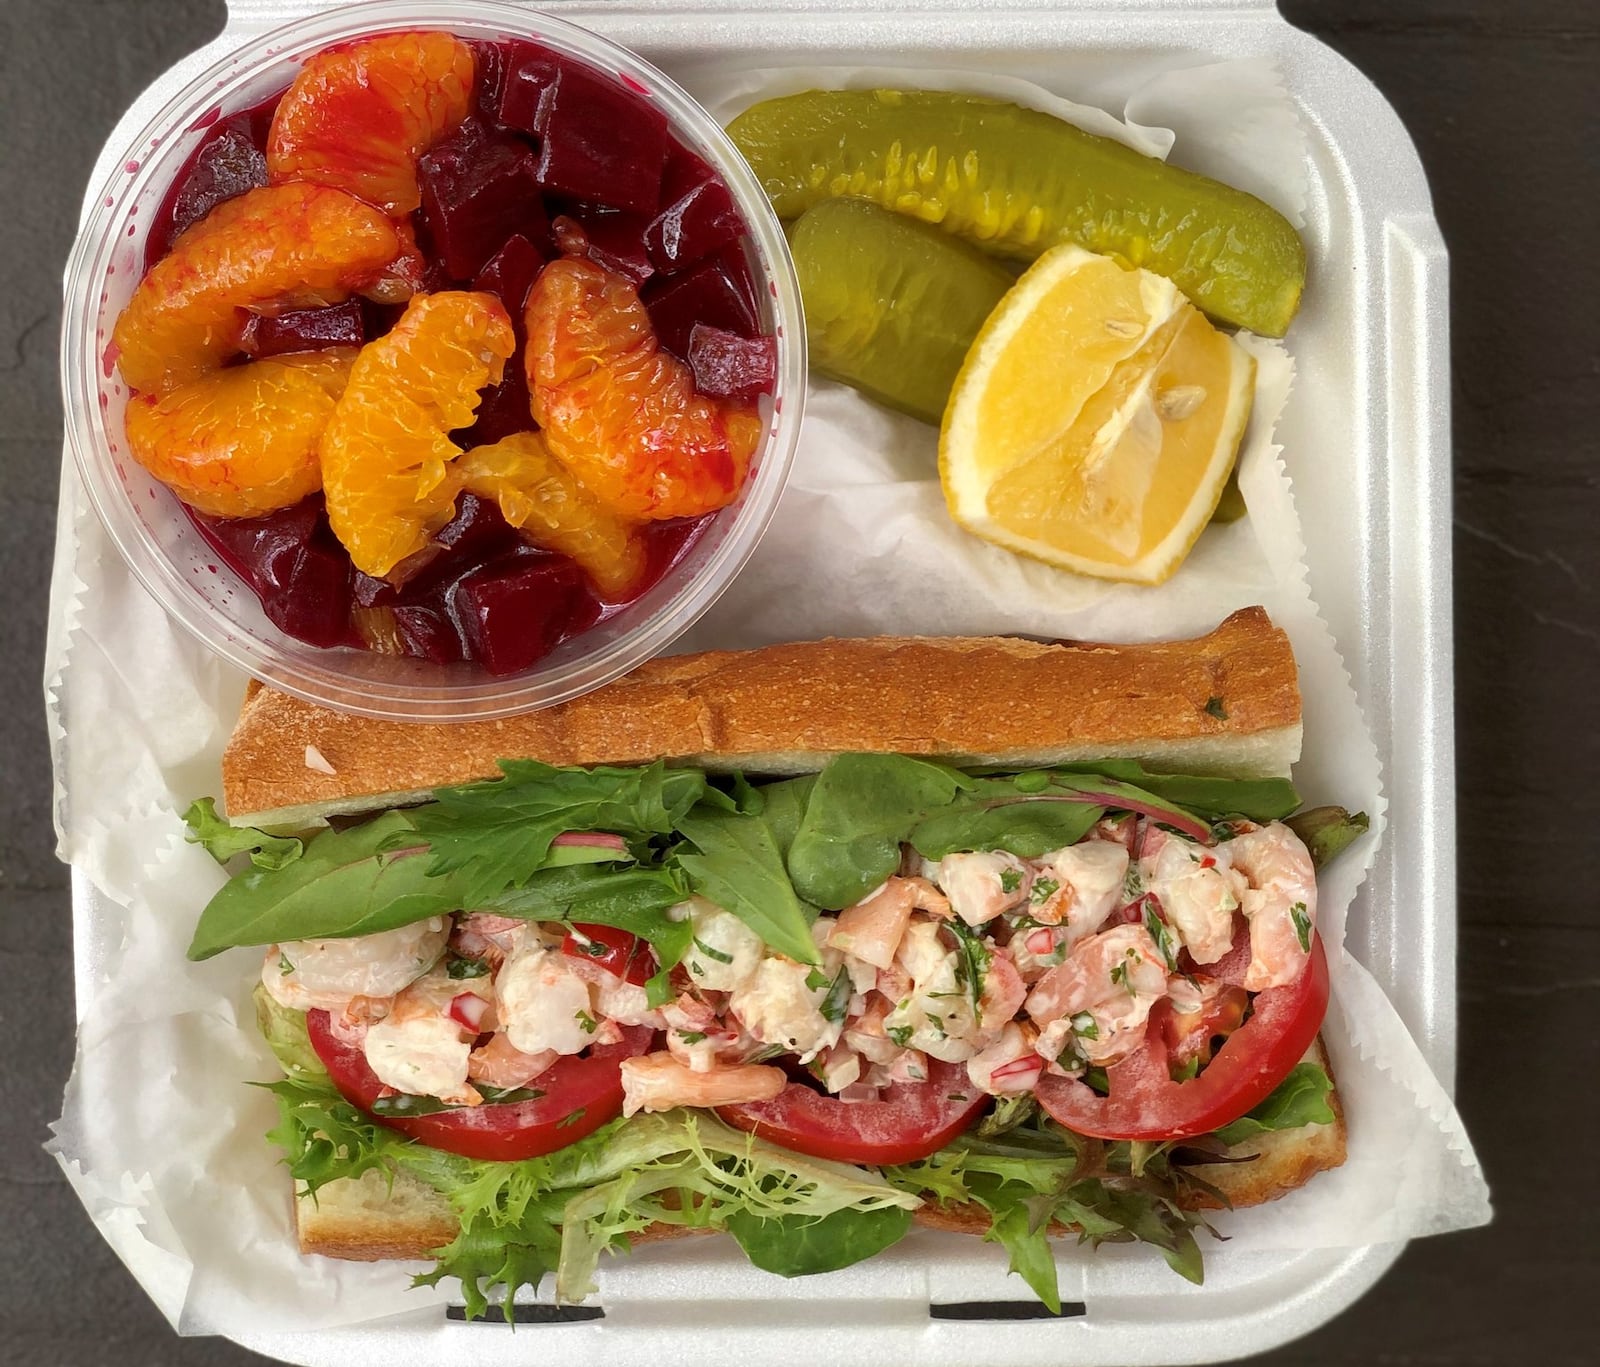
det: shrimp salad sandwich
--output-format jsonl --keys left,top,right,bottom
{"left": 186, "top": 609, "right": 1366, "bottom": 1316}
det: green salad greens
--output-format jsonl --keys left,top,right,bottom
{"left": 187, "top": 753, "right": 1363, "bottom": 1317}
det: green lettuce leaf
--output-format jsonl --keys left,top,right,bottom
{"left": 252, "top": 984, "right": 327, "bottom": 1081}
{"left": 481, "top": 864, "right": 694, "bottom": 970}
{"left": 183, "top": 797, "right": 303, "bottom": 870}
{"left": 725, "top": 1204, "right": 912, "bottom": 1277}
{"left": 674, "top": 806, "right": 819, "bottom": 964}
{"left": 187, "top": 812, "right": 469, "bottom": 960}
{"left": 408, "top": 760, "right": 707, "bottom": 906}
{"left": 1049, "top": 761, "right": 1301, "bottom": 821}
{"left": 1213, "top": 1063, "right": 1336, "bottom": 1148}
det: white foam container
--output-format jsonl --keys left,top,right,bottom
{"left": 61, "top": 1, "right": 1452, "bottom": 1362}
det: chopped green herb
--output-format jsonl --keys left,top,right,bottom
{"left": 693, "top": 936, "right": 735, "bottom": 965}
{"left": 1110, "top": 955, "right": 1135, "bottom": 995}
{"left": 819, "top": 968, "right": 853, "bottom": 1024}
{"left": 1142, "top": 901, "right": 1180, "bottom": 971}
{"left": 947, "top": 1093, "right": 970, "bottom": 1102}
{"left": 446, "top": 954, "right": 491, "bottom": 979}
{"left": 1083, "top": 1066, "right": 1111, "bottom": 1094}
{"left": 805, "top": 967, "right": 832, "bottom": 991}
{"left": 1122, "top": 865, "right": 1143, "bottom": 901}
{"left": 947, "top": 919, "right": 992, "bottom": 1018}
{"left": 574, "top": 938, "right": 609, "bottom": 959}
{"left": 999, "top": 867, "right": 1022, "bottom": 894}
{"left": 278, "top": 953, "right": 294, "bottom": 976}
{"left": 1290, "top": 901, "right": 1312, "bottom": 953}
{"left": 1070, "top": 1011, "right": 1099, "bottom": 1040}
{"left": 690, "top": 961, "right": 705, "bottom": 977}
{"left": 1204, "top": 696, "right": 1230, "bottom": 721}
{"left": 1173, "top": 1056, "right": 1201, "bottom": 1082}
{"left": 574, "top": 1010, "right": 598, "bottom": 1035}
{"left": 886, "top": 1023, "right": 913, "bottom": 1048}
{"left": 554, "top": 1106, "right": 588, "bottom": 1129}
{"left": 1029, "top": 876, "right": 1060, "bottom": 905}
{"left": 678, "top": 1031, "right": 708, "bottom": 1045}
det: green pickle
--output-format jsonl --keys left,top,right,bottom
{"left": 729, "top": 89, "right": 1306, "bottom": 338}
{"left": 790, "top": 199, "right": 1014, "bottom": 424}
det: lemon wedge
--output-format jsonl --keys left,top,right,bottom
{"left": 939, "top": 243, "right": 1255, "bottom": 585}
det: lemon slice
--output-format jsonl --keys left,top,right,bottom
{"left": 939, "top": 243, "right": 1255, "bottom": 585}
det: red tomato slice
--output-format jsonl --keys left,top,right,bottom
{"left": 561, "top": 923, "right": 653, "bottom": 985}
{"left": 306, "top": 1010, "right": 655, "bottom": 1161}
{"left": 717, "top": 1057, "right": 988, "bottom": 1165}
{"left": 1035, "top": 936, "right": 1329, "bottom": 1142}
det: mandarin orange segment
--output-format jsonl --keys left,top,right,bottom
{"left": 124, "top": 349, "right": 357, "bottom": 518}
{"left": 456, "top": 432, "right": 647, "bottom": 596}
{"left": 113, "top": 182, "right": 413, "bottom": 394}
{"left": 525, "top": 246, "right": 759, "bottom": 521}
{"left": 320, "top": 291, "right": 516, "bottom": 579}
{"left": 267, "top": 32, "right": 476, "bottom": 215}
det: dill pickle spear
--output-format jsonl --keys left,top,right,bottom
{"left": 728, "top": 90, "right": 1306, "bottom": 337}
{"left": 791, "top": 198, "right": 1013, "bottom": 425}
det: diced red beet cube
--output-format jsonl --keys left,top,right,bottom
{"left": 495, "top": 43, "right": 564, "bottom": 134}
{"left": 392, "top": 604, "right": 467, "bottom": 664}
{"left": 241, "top": 300, "right": 365, "bottom": 358}
{"left": 561, "top": 205, "right": 654, "bottom": 287}
{"left": 457, "top": 365, "right": 534, "bottom": 448}
{"left": 472, "top": 234, "right": 546, "bottom": 338}
{"left": 644, "top": 246, "right": 760, "bottom": 358}
{"left": 404, "top": 492, "right": 522, "bottom": 593}
{"left": 657, "top": 140, "right": 716, "bottom": 206}
{"left": 687, "top": 324, "right": 776, "bottom": 402}
{"left": 528, "top": 63, "right": 669, "bottom": 213}
{"left": 169, "top": 124, "right": 267, "bottom": 241}
{"left": 446, "top": 551, "right": 590, "bottom": 674}
{"left": 418, "top": 121, "right": 544, "bottom": 280}
{"left": 192, "top": 497, "right": 354, "bottom": 649}
{"left": 646, "top": 166, "right": 742, "bottom": 272}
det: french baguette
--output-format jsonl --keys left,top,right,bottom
{"left": 225, "top": 607, "right": 1300, "bottom": 827}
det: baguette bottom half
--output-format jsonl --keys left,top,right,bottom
{"left": 293, "top": 1042, "right": 1346, "bottom": 1263}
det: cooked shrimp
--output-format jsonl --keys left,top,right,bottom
{"left": 977, "top": 950, "right": 1027, "bottom": 1032}
{"left": 113, "top": 182, "right": 421, "bottom": 393}
{"left": 262, "top": 917, "right": 448, "bottom": 1012}
{"left": 362, "top": 969, "right": 487, "bottom": 1105}
{"left": 1029, "top": 841, "right": 1129, "bottom": 942}
{"left": 729, "top": 956, "right": 840, "bottom": 1060}
{"left": 884, "top": 920, "right": 978, "bottom": 1063}
{"left": 1026, "top": 924, "right": 1169, "bottom": 1066}
{"left": 524, "top": 223, "right": 762, "bottom": 521}
{"left": 830, "top": 879, "right": 919, "bottom": 969}
{"left": 496, "top": 944, "right": 600, "bottom": 1057}
{"left": 967, "top": 1023, "right": 1044, "bottom": 1096}
{"left": 1138, "top": 835, "right": 1241, "bottom": 965}
{"left": 1219, "top": 823, "right": 1318, "bottom": 990}
{"left": 620, "top": 1053, "right": 787, "bottom": 1117}
{"left": 680, "top": 897, "right": 764, "bottom": 991}
{"left": 938, "top": 851, "right": 1030, "bottom": 926}
{"left": 467, "top": 1033, "right": 556, "bottom": 1090}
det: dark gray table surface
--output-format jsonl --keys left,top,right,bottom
{"left": 3, "top": 2, "right": 1595, "bottom": 1364}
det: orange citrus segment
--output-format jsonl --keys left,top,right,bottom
{"left": 940, "top": 243, "right": 1254, "bottom": 585}
{"left": 267, "top": 32, "right": 476, "bottom": 214}
{"left": 456, "top": 432, "right": 648, "bottom": 596}
{"left": 319, "top": 291, "right": 516, "bottom": 579}
{"left": 525, "top": 243, "right": 758, "bottom": 522}
{"left": 113, "top": 183, "right": 410, "bottom": 394}
{"left": 123, "top": 349, "right": 357, "bottom": 518}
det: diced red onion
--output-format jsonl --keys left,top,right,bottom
{"left": 448, "top": 992, "right": 489, "bottom": 1031}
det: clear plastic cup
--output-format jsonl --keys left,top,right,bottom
{"left": 60, "top": 0, "right": 804, "bottom": 722}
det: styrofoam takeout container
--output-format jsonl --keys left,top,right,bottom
{"left": 56, "top": 0, "right": 1453, "bottom": 1363}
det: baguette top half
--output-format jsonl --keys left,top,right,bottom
{"left": 225, "top": 607, "right": 1301, "bottom": 827}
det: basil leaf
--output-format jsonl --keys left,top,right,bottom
{"left": 1213, "top": 1063, "right": 1336, "bottom": 1148}
{"left": 674, "top": 807, "right": 819, "bottom": 964}
{"left": 1285, "top": 806, "right": 1371, "bottom": 869}
{"left": 1052, "top": 761, "right": 1300, "bottom": 822}
{"left": 408, "top": 760, "right": 707, "bottom": 906}
{"left": 187, "top": 811, "right": 468, "bottom": 960}
{"left": 787, "top": 755, "right": 971, "bottom": 909}
{"left": 724, "top": 1204, "right": 912, "bottom": 1277}
{"left": 483, "top": 864, "right": 694, "bottom": 970}
{"left": 183, "top": 797, "right": 303, "bottom": 871}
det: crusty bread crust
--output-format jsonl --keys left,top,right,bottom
{"left": 225, "top": 608, "right": 1301, "bottom": 826}
{"left": 296, "top": 1043, "right": 1345, "bottom": 1263}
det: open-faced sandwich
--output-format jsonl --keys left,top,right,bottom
{"left": 184, "top": 608, "right": 1365, "bottom": 1316}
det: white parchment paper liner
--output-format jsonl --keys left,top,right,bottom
{"left": 45, "top": 56, "right": 1488, "bottom": 1336}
